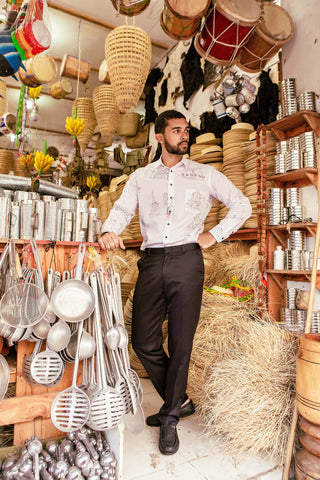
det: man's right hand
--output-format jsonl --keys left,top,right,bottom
{"left": 98, "top": 232, "right": 126, "bottom": 251}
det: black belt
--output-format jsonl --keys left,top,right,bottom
{"left": 144, "top": 243, "right": 200, "bottom": 255}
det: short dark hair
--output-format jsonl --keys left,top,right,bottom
{"left": 154, "top": 110, "right": 187, "bottom": 134}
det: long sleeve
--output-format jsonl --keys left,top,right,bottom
{"left": 208, "top": 168, "right": 252, "bottom": 242}
{"left": 101, "top": 172, "right": 139, "bottom": 235}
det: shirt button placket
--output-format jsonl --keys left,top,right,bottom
{"left": 164, "top": 169, "right": 174, "bottom": 244}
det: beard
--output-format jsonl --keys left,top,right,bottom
{"left": 164, "top": 139, "right": 188, "bottom": 155}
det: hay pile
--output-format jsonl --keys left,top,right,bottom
{"left": 188, "top": 291, "right": 298, "bottom": 464}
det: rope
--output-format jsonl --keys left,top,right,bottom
{"left": 76, "top": 19, "right": 82, "bottom": 100}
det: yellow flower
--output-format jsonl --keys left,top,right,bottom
{"left": 20, "top": 153, "right": 34, "bottom": 170}
{"left": 28, "top": 86, "right": 42, "bottom": 99}
{"left": 86, "top": 174, "right": 98, "bottom": 191}
{"left": 65, "top": 116, "right": 85, "bottom": 137}
{"left": 33, "top": 151, "right": 54, "bottom": 176}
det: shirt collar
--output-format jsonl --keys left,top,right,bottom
{"left": 153, "top": 156, "right": 188, "bottom": 171}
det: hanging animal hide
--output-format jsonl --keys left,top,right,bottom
{"left": 180, "top": 39, "right": 204, "bottom": 108}
{"left": 144, "top": 68, "right": 163, "bottom": 124}
{"left": 256, "top": 69, "right": 279, "bottom": 124}
{"left": 202, "top": 61, "right": 225, "bottom": 91}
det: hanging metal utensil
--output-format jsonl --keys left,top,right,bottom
{"left": 86, "top": 272, "right": 125, "bottom": 431}
{"left": 51, "top": 244, "right": 91, "bottom": 432}
{"left": 51, "top": 244, "right": 95, "bottom": 323}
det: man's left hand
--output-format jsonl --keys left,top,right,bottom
{"left": 197, "top": 232, "right": 217, "bottom": 249}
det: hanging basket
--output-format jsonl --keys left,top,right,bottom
{"left": 93, "top": 85, "right": 120, "bottom": 137}
{"left": 117, "top": 112, "right": 140, "bottom": 137}
{"left": 105, "top": 25, "right": 152, "bottom": 113}
{"left": 0, "top": 149, "right": 14, "bottom": 175}
{"left": 110, "top": 0, "right": 151, "bottom": 16}
{"left": 0, "top": 80, "right": 6, "bottom": 121}
{"left": 72, "top": 97, "right": 97, "bottom": 154}
{"left": 13, "top": 155, "right": 30, "bottom": 177}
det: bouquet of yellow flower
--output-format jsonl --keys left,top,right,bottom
{"left": 86, "top": 174, "right": 99, "bottom": 192}
{"left": 20, "top": 152, "right": 34, "bottom": 172}
{"left": 33, "top": 151, "right": 54, "bottom": 177}
{"left": 65, "top": 110, "right": 85, "bottom": 145}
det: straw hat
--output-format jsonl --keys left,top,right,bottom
{"left": 196, "top": 132, "right": 222, "bottom": 145}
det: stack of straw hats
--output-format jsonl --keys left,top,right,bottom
{"left": 218, "top": 123, "right": 253, "bottom": 222}
{"left": 189, "top": 133, "right": 222, "bottom": 164}
{"left": 204, "top": 161, "right": 223, "bottom": 231}
{"left": 240, "top": 130, "right": 277, "bottom": 228}
{"left": 0, "top": 149, "right": 14, "bottom": 175}
{"left": 72, "top": 97, "right": 97, "bottom": 153}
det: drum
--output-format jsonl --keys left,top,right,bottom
{"left": 60, "top": 54, "right": 91, "bottom": 84}
{"left": 0, "top": 113, "right": 16, "bottom": 136}
{"left": 237, "top": 2, "right": 294, "bottom": 73}
{"left": 160, "top": 0, "right": 211, "bottom": 41}
{"left": 195, "top": 0, "right": 261, "bottom": 66}
{"left": 18, "top": 55, "right": 57, "bottom": 87}
{"left": 110, "top": 0, "right": 150, "bottom": 16}
{"left": 98, "top": 59, "right": 111, "bottom": 84}
{"left": 50, "top": 78, "right": 73, "bottom": 99}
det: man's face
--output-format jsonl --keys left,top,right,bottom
{"left": 159, "top": 118, "right": 190, "bottom": 155}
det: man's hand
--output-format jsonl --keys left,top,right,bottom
{"left": 197, "top": 232, "right": 217, "bottom": 249}
{"left": 98, "top": 232, "right": 126, "bottom": 251}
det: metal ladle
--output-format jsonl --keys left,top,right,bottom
{"left": 46, "top": 319, "right": 71, "bottom": 352}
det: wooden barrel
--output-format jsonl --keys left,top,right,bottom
{"left": 160, "top": 0, "right": 211, "bottom": 41}
{"left": 49, "top": 78, "right": 73, "bottom": 99}
{"left": 297, "top": 334, "right": 320, "bottom": 425}
{"left": 110, "top": 0, "right": 150, "bottom": 16}
{"left": 18, "top": 55, "right": 57, "bottom": 87}
{"left": 237, "top": 2, "right": 294, "bottom": 73}
{"left": 295, "top": 448, "right": 320, "bottom": 480}
{"left": 300, "top": 417, "right": 320, "bottom": 441}
{"left": 60, "top": 54, "right": 91, "bottom": 84}
{"left": 98, "top": 59, "right": 110, "bottom": 84}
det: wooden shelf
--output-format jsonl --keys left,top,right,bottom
{"left": 123, "top": 229, "right": 258, "bottom": 248}
{"left": 269, "top": 167, "right": 318, "bottom": 188}
{"left": 266, "top": 110, "right": 320, "bottom": 140}
{"left": 267, "top": 269, "right": 320, "bottom": 291}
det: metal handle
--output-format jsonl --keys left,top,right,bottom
{"left": 75, "top": 243, "right": 86, "bottom": 281}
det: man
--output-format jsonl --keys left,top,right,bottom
{"left": 98, "top": 110, "right": 252, "bottom": 455}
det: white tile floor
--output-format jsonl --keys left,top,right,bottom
{"left": 122, "top": 378, "right": 283, "bottom": 480}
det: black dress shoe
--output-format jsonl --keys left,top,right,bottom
{"left": 146, "top": 399, "right": 195, "bottom": 427}
{"left": 159, "top": 425, "right": 179, "bottom": 455}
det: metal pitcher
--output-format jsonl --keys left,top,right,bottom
{"left": 20, "top": 199, "right": 34, "bottom": 240}
{"left": 32, "top": 200, "right": 45, "bottom": 240}
{"left": 88, "top": 208, "right": 101, "bottom": 243}
{"left": 44, "top": 201, "right": 58, "bottom": 241}
{"left": 9, "top": 202, "right": 20, "bottom": 239}
{"left": 73, "top": 199, "right": 88, "bottom": 242}
{"left": 0, "top": 197, "right": 11, "bottom": 239}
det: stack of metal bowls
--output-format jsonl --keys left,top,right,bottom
{"left": 276, "top": 141, "right": 288, "bottom": 155}
{"left": 293, "top": 309, "right": 307, "bottom": 332}
{"left": 297, "top": 91, "right": 317, "bottom": 111}
{"left": 280, "top": 306, "right": 294, "bottom": 326}
{"left": 286, "top": 187, "right": 301, "bottom": 207}
{"left": 289, "top": 230, "right": 307, "bottom": 250}
{"left": 311, "top": 311, "right": 320, "bottom": 333}
{"left": 281, "top": 78, "right": 297, "bottom": 116}
{"left": 285, "top": 149, "right": 301, "bottom": 171}
{"left": 299, "top": 131, "right": 318, "bottom": 168}
{"left": 275, "top": 153, "right": 286, "bottom": 174}
{"left": 287, "top": 205, "right": 304, "bottom": 222}
{"left": 268, "top": 188, "right": 284, "bottom": 225}
{"left": 286, "top": 249, "right": 301, "bottom": 270}
{"left": 284, "top": 287, "right": 297, "bottom": 309}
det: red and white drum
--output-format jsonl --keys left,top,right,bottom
{"left": 195, "top": 0, "right": 261, "bottom": 66}
{"left": 237, "top": 2, "right": 294, "bottom": 73}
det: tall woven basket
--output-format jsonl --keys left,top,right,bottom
{"left": 105, "top": 25, "right": 152, "bottom": 113}
{"left": 0, "top": 80, "right": 6, "bottom": 121}
{"left": 93, "top": 85, "right": 120, "bottom": 138}
{"left": 72, "top": 98, "right": 97, "bottom": 153}
{"left": 0, "top": 149, "right": 14, "bottom": 175}
{"left": 14, "top": 155, "right": 29, "bottom": 177}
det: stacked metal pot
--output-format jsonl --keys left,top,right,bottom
{"left": 0, "top": 191, "right": 101, "bottom": 243}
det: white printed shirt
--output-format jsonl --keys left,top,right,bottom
{"left": 102, "top": 156, "right": 252, "bottom": 250}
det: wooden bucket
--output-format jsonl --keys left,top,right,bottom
{"left": 160, "top": 0, "right": 210, "bottom": 41}
{"left": 50, "top": 78, "right": 73, "bottom": 99}
{"left": 297, "top": 334, "right": 320, "bottom": 425}
{"left": 110, "top": 0, "right": 151, "bottom": 16}
{"left": 60, "top": 54, "right": 91, "bottom": 84}
{"left": 237, "top": 2, "right": 294, "bottom": 73}
{"left": 18, "top": 55, "right": 57, "bottom": 87}
{"left": 194, "top": 0, "right": 261, "bottom": 66}
{"left": 98, "top": 59, "right": 110, "bottom": 84}
{"left": 295, "top": 448, "right": 320, "bottom": 480}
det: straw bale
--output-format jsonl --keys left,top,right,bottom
{"left": 188, "top": 300, "right": 298, "bottom": 464}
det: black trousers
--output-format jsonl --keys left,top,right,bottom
{"left": 132, "top": 243, "right": 204, "bottom": 426}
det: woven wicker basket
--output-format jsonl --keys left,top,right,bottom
{"left": 0, "top": 150, "right": 14, "bottom": 175}
{"left": 0, "top": 80, "right": 6, "bottom": 121}
{"left": 93, "top": 85, "right": 120, "bottom": 137}
{"left": 72, "top": 97, "right": 97, "bottom": 153}
{"left": 117, "top": 112, "right": 140, "bottom": 137}
{"left": 13, "top": 155, "right": 30, "bottom": 177}
{"left": 105, "top": 25, "right": 152, "bottom": 113}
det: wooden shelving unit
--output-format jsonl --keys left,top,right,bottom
{"left": 265, "top": 111, "right": 320, "bottom": 322}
